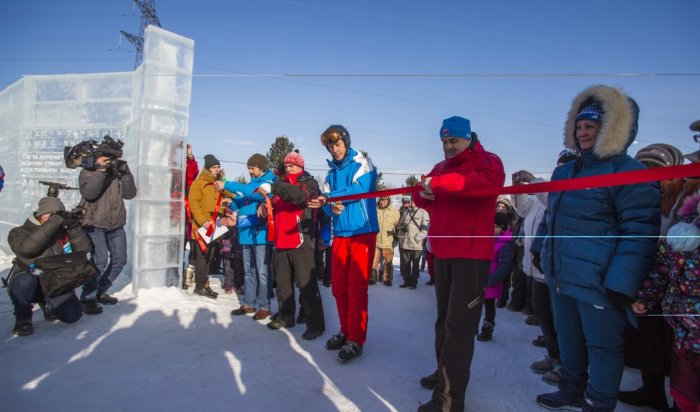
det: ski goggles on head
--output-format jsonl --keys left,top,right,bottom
{"left": 321, "top": 130, "right": 343, "bottom": 145}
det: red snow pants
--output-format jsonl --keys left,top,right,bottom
{"left": 330, "top": 233, "right": 376, "bottom": 346}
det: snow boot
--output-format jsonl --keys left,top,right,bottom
{"left": 337, "top": 340, "right": 363, "bottom": 363}
{"left": 81, "top": 300, "right": 103, "bottom": 315}
{"left": 369, "top": 269, "right": 377, "bottom": 285}
{"left": 582, "top": 395, "right": 616, "bottom": 412}
{"left": 476, "top": 321, "right": 494, "bottom": 341}
{"left": 417, "top": 399, "right": 443, "bottom": 412}
{"left": 531, "top": 355, "right": 558, "bottom": 374}
{"left": 326, "top": 332, "right": 347, "bottom": 350}
{"left": 536, "top": 373, "right": 586, "bottom": 410}
{"left": 542, "top": 367, "right": 562, "bottom": 387}
{"left": 618, "top": 386, "right": 670, "bottom": 411}
{"left": 419, "top": 371, "right": 439, "bottom": 390}
{"left": 13, "top": 319, "right": 33, "bottom": 336}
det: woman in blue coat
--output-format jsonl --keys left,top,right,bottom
{"left": 533, "top": 85, "right": 660, "bottom": 412}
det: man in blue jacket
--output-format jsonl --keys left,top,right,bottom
{"left": 217, "top": 153, "right": 275, "bottom": 321}
{"left": 308, "top": 125, "right": 379, "bottom": 363}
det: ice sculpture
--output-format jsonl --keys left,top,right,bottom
{"left": 0, "top": 26, "right": 194, "bottom": 294}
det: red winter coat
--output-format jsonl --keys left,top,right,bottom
{"left": 271, "top": 171, "right": 320, "bottom": 250}
{"left": 414, "top": 140, "right": 505, "bottom": 260}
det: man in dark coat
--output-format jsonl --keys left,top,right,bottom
{"left": 7, "top": 197, "right": 94, "bottom": 336}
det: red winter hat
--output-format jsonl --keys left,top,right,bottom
{"left": 284, "top": 151, "right": 304, "bottom": 169}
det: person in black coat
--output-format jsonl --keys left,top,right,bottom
{"left": 6, "top": 197, "right": 95, "bottom": 336}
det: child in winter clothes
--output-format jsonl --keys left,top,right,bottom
{"left": 477, "top": 211, "right": 514, "bottom": 341}
{"left": 220, "top": 225, "right": 244, "bottom": 294}
{"left": 634, "top": 191, "right": 700, "bottom": 412}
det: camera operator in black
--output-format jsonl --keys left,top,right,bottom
{"left": 7, "top": 197, "right": 92, "bottom": 336}
{"left": 78, "top": 141, "right": 137, "bottom": 309}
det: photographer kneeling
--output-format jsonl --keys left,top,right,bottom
{"left": 7, "top": 197, "right": 97, "bottom": 336}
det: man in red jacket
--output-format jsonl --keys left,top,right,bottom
{"left": 414, "top": 116, "right": 505, "bottom": 412}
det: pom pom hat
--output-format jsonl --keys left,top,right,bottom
{"left": 283, "top": 151, "right": 305, "bottom": 169}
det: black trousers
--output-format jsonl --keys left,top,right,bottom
{"left": 483, "top": 298, "right": 496, "bottom": 324}
{"left": 432, "top": 257, "right": 489, "bottom": 412}
{"left": 223, "top": 257, "right": 244, "bottom": 289}
{"left": 400, "top": 249, "right": 422, "bottom": 286}
{"left": 273, "top": 248, "right": 325, "bottom": 332}
{"left": 531, "top": 279, "right": 559, "bottom": 360}
{"left": 191, "top": 241, "right": 217, "bottom": 287}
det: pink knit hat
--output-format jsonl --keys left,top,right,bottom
{"left": 284, "top": 151, "right": 304, "bottom": 169}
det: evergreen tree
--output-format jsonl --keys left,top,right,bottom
{"left": 405, "top": 174, "right": 418, "bottom": 188}
{"left": 376, "top": 171, "right": 386, "bottom": 191}
{"left": 266, "top": 135, "right": 295, "bottom": 169}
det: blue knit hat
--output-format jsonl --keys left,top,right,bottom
{"left": 440, "top": 116, "right": 472, "bottom": 140}
{"left": 576, "top": 103, "right": 603, "bottom": 122}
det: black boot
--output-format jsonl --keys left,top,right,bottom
{"left": 536, "top": 373, "right": 586, "bottom": 410}
{"left": 419, "top": 370, "right": 439, "bottom": 390}
{"left": 476, "top": 321, "right": 494, "bottom": 341}
{"left": 81, "top": 300, "right": 103, "bottom": 315}
{"left": 582, "top": 395, "right": 616, "bottom": 412}
{"left": 13, "top": 319, "right": 33, "bottom": 336}
{"left": 369, "top": 269, "right": 377, "bottom": 285}
{"left": 618, "top": 386, "right": 669, "bottom": 411}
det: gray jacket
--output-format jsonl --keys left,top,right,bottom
{"left": 79, "top": 167, "right": 137, "bottom": 230}
{"left": 397, "top": 206, "right": 429, "bottom": 251}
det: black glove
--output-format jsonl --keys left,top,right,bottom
{"left": 55, "top": 210, "right": 81, "bottom": 229}
{"left": 531, "top": 252, "right": 543, "bottom": 274}
{"left": 113, "top": 160, "right": 129, "bottom": 176}
{"left": 606, "top": 289, "right": 634, "bottom": 312}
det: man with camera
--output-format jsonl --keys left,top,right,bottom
{"left": 397, "top": 199, "right": 429, "bottom": 289}
{"left": 7, "top": 197, "right": 95, "bottom": 335}
{"left": 78, "top": 146, "right": 137, "bottom": 311}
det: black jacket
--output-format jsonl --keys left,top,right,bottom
{"left": 8, "top": 214, "right": 92, "bottom": 274}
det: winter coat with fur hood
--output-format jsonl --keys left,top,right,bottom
{"left": 637, "top": 191, "right": 700, "bottom": 353}
{"left": 534, "top": 85, "right": 661, "bottom": 309}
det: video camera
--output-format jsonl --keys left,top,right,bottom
{"left": 38, "top": 181, "right": 85, "bottom": 221}
{"left": 64, "top": 135, "right": 125, "bottom": 172}
{"left": 39, "top": 180, "right": 78, "bottom": 198}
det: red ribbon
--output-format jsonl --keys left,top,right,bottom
{"left": 326, "top": 162, "right": 700, "bottom": 202}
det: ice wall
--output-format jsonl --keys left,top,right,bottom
{"left": 0, "top": 26, "right": 194, "bottom": 295}
{"left": 126, "top": 26, "right": 194, "bottom": 290}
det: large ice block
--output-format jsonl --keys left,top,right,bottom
{"left": 0, "top": 26, "right": 194, "bottom": 296}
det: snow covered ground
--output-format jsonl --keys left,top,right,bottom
{"left": 0, "top": 252, "right": 658, "bottom": 412}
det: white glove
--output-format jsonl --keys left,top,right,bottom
{"left": 258, "top": 183, "right": 272, "bottom": 194}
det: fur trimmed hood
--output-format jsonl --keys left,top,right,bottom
{"left": 564, "top": 85, "right": 639, "bottom": 159}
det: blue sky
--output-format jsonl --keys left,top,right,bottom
{"left": 1, "top": 0, "right": 699, "bottom": 186}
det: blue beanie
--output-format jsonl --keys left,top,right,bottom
{"left": 576, "top": 103, "right": 603, "bottom": 122}
{"left": 440, "top": 116, "right": 472, "bottom": 140}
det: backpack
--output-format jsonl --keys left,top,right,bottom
{"left": 34, "top": 251, "right": 99, "bottom": 298}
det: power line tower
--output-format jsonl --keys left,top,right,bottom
{"left": 120, "top": 0, "right": 162, "bottom": 68}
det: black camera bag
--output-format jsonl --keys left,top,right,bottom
{"left": 35, "top": 252, "right": 98, "bottom": 298}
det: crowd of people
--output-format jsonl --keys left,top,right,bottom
{"left": 4, "top": 84, "right": 700, "bottom": 412}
